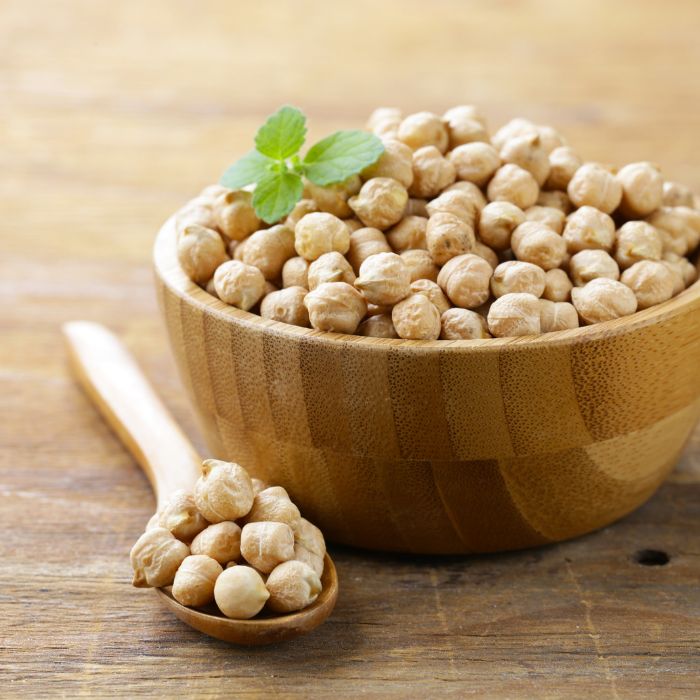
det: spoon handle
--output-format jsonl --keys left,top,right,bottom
{"left": 62, "top": 321, "right": 202, "bottom": 507}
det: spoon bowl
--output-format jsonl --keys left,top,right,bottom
{"left": 156, "top": 554, "right": 337, "bottom": 645}
{"left": 63, "top": 320, "right": 338, "bottom": 645}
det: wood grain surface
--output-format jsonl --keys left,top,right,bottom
{"left": 1, "top": 0, "right": 699, "bottom": 697}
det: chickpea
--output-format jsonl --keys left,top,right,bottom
{"left": 616, "top": 162, "right": 663, "bottom": 218}
{"left": 663, "top": 251, "right": 698, "bottom": 288}
{"left": 487, "top": 293, "right": 541, "bottom": 337}
{"left": 562, "top": 206, "right": 616, "bottom": 253}
{"left": 304, "top": 282, "right": 367, "bottom": 333}
{"left": 366, "top": 304, "right": 392, "bottom": 319}
{"left": 177, "top": 225, "right": 229, "bottom": 285}
{"left": 646, "top": 207, "right": 694, "bottom": 256}
{"left": 443, "top": 181, "right": 488, "bottom": 211}
{"left": 266, "top": 560, "right": 323, "bottom": 613}
{"left": 620, "top": 260, "right": 676, "bottom": 309}
{"left": 400, "top": 249, "right": 440, "bottom": 282}
{"left": 303, "top": 175, "right": 361, "bottom": 219}
{"left": 386, "top": 216, "right": 428, "bottom": 252}
{"left": 677, "top": 206, "right": 700, "bottom": 252}
{"left": 567, "top": 163, "right": 622, "bottom": 214}
{"left": 156, "top": 490, "right": 208, "bottom": 542}
{"left": 473, "top": 241, "right": 499, "bottom": 269}
{"left": 440, "top": 308, "right": 491, "bottom": 340}
{"left": 344, "top": 218, "right": 364, "bottom": 233}
{"left": 491, "top": 261, "right": 546, "bottom": 298}
{"left": 205, "top": 277, "right": 219, "bottom": 298}
{"left": 409, "top": 146, "right": 456, "bottom": 198}
{"left": 285, "top": 198, "right": 318, "bottom": 228}
{"left": 511, "top": 221, "right": 567, "bottom": 270}
{"left": 349, "top": 177, "right": 408, "bottom": 230}
{"left": 294, "top": 517, "right": 326, "bottom": 560}
{"left": 524, "top": 206, "right": 566, "bottom": 234}
{"left": 172, "top": 555, "right": 223, "bottom": 608}
{"left": 214, "top": 565, "right": 270, "bottom": 619}
{"left": 500, "top": 133, "right": 550, "bottom": 186}
{"left": 355, "top": 252, "right": 411, "bottom": 305}
{"left": 614, "top": 221, "right": 663, "bottom": 269}
{"left": 232, "top": 237, "right": 248, "bottom": 261}
{"left": 397, "top": 111, "right": 449, "bottom": 153}
{"left": 437, "top": 253, "right": 492, "bottom": 308}
{"left": 240, "top": 521, "right": 295, "bottom": 573}
{"left": 492, "top": 118, "right": 538, "bottom": 151}
{"left": 426, "top": 212, "right": 476, "bottom": 265}
{"left": 294, "top": 213, "right": 351, "bottom": 261}
{"left": 662, "top": 181, "right": 694, "bottom": 208}
{"left": 260, "top": 286, "right": 310, "bottom": 327}
{"left": 367, "top": 107, "right": 402, "bottom": 131}
{"left": 146, "top": 512, "right": 160, "bottom": 531}
{"left": 191, "top": 521, "right": 242, "bottom": 565}
{"left": 569, "top": 250, "right": 620, "bottom": 286}
{"left": 426, "top": 190, "right": 478, "bottom": 228}
{"left": 130, "top": 527, "right": 189, "bottom": 588}
{"left": 200, "top": 184, "right": 230, "bottom": 200}
{"left": 443, "top": 104, "right": 487, "bottom": 128}
{"left": 487, "top": 164, "right": 539, "bottom": 210}
{"left": 661, "top": 258, "right": 695, "bottom": 297}
{"left": 373, "top": 118, "right": 401, "bottom": 141}
{"left": 478, "top": 201, "right": 525, "bottom": 251}
{"left": 213, "top": 260, "right": 266, "bottom": 311}
{"left": 251, "top": 478, "right": 269, "bottom": 496}
{"left": 294, "top": 545, "right": 324, "bottom": 578}
{"left": 391, "top": 293, "right": 441, "bottom": 340}
{"left": 539, "top": 300, "right": 579, "bottom": 333}
{"left": 545, "top": 147, "right": 582, "bottom": 191}
{"left": 405, "top": 198, "right": 429, "bottom": 217}
{"left": 543, "top": 268, "right": 573, "bottom": 302}
{"left": 176, "top": 196, "right": 218, "bottom": 235}
{"left": 536, "top": 125, "right": 567, "bottom": 154}
{"left": 215, "top": 190, "right": 261, "bottom": 242}
{"left": 537, "top": 189, "right": 573, "bottom": 214}
{"left": 361, "top": 139, "right": 414, "bottom": 188}
{"left": 443, "top": 106, "right": 489, "bottom": 150}
{"left": 447, "top": 143, "right": 501, "bottom": 187}
{"left": 239, "top": 224, "right": 295, "bottom": 280}
{"left": 410, "top": 279, "right": 451, "bottom": 315}
{"left": 282, "top": 256, "right": 310, "bottom": 288}
{"left": 347, "top": 227, "right": 392, "bottom": 272}
{"left": 307, "top": 252, "right": 356, "bottom": 290}
{"left": 571, "top": 278, "right": 638, "bottom": 324}
{"left": 246, "top": 486, "right": 301, "bottom": 530}
{"left": 194, "top": 459, "right": 255, "bottom": 523}
{"left": 358, "top": 314, "right": 399, "bottom": 338}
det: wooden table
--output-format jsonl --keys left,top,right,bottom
{"left": 2, "top": 1, "right": 699, "bottom": 696}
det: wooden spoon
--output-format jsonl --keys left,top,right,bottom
{"left": 62, "top": 320, "right": 338, "bottom": 646}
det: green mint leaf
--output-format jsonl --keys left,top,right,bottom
{"left": 303, "top": 130, "right": 384, "bottom": 185}
{"left": 252, "top": 171, "right": 303, "bottom": 224}
{"left": 254, "top": 106, "right": 307, "bottom": 160}
{"left": 219, "top": 150, "right": 274, "bottom": 189}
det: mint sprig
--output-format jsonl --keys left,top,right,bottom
{"left": 220, "top": 106, "right": 384, "bottom": 224}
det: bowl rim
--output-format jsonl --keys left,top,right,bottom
{"left": 154, "top": 215, "right": 700, "bottom": 352}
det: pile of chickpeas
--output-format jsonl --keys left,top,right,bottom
{"left": 130, "top": 460, "right": 326, "bottom": 619}
{"left": 175, "top": 107, "right": 700, "bottom": 340}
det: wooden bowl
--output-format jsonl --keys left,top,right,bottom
{"left": 154, "top": 217, "right": 700, "bottom": 554}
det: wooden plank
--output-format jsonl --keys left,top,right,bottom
{"left": 1, "top": 0, "right": 699, "bottom": 696}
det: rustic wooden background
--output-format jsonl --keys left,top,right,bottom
{"left": 1, "top": 0, "right": 699, "bottom": 697}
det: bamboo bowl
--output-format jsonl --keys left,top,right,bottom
{"left": 154, "top": 216, "right": 700, "bottom": 554}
